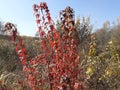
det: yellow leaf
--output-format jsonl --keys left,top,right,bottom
{"left": 86, "top": 67, "right": 93, "bottom": 75}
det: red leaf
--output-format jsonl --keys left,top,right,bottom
{"left": 42, "top": 16, "right": 45, "bottom": 22}
{"left": 49, "top": 41, "right": 54, "bottom": 47}
{"left": 33, "top": 86, "right": 39, "bottom": 90}
{"left": 38, "top": 26, "right": 41, "bottom": 32}
{"left": 50, "top": 25, "right": 54, "bottom": 31}
{"left": 35, "top": 14, "right": 40, "bottom": 19}
{"left": 0, "top": 80, "right": 2, "bottom": 84}
{"left": 47, "top": 13, "right": 51, "bottom": 23}
{"left": 21, "top": 59, "right": 26, "bottom": 65}
{"left": 53, "top": 32, "right": 59, "bottom": 39}
{"left": 40, "top": 31, "right": 46, "bottom": 37}
{"left": 19, "top": 37, "right": 23, "bottom": 45}
{"left": 34, "top": 9, "right": 38, "bottom": 13}
{"left": 33, "top": 4, "right": 37, "bottom": 9}
{"left": 36, "top": 19, "right": 41, "bottom": 24}
{"left": 18, "top": 80, "right": 24, "bottom": 86}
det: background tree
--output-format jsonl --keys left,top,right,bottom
{"left": 0, "top": 21, "right": 4, "bottom": 35}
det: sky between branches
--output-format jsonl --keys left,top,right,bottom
{"left": 0, "top": 0, "right": 120, "bottom": 36}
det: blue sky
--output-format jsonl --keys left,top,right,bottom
{"left": 0, "top": 0, "right": 120, "bottom": 36}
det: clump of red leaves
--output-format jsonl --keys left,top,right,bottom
{"left": 4, "top": 2, "right": 84, "bottom": 90}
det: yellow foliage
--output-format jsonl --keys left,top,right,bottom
{"left": 108, "top": 40, "right": 113, "bottom": 45}
{"left": 86, "top": 66, "right": 94, "bottom": 75}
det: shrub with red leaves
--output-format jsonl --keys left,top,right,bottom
{"left": 4, "top": 2, "right": 84, "bottom": 90}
